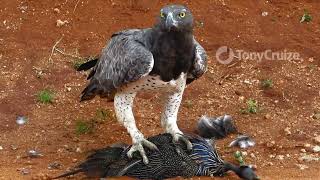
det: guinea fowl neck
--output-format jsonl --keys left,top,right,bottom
{"left": 223, "top": 162, "right": 241, "bottom": 175}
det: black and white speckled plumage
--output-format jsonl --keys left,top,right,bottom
{"left": 78, "top": 4, "right": 207, "bottom": 164}
{"left": 54, "top": 133, "right": 259, "bottom": 180}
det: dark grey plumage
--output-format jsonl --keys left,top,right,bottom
{"left": 54, "top": 134, "right": 259, "bottom": 180}
{"left": 80, "top": 29, "right": 154, "bottom": 101}
{"left": 80, "top": 28, "right": 207, "bottom": 101}
{"left": 197, "top": 115, "right": 238, "bottom": 139}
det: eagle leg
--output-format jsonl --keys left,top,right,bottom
{"left": 114, "top": 91, "right": 158, "bottom": 164}
{"left": 160, "top": 87, "right": 192, "bottom": 150}
{"left": 126, "top": 136, "right": 158, "bottom": 164}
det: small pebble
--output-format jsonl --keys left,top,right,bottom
{"left": 241, "top": 151, "right": 248, "bottom": 156}
{"left": 76, "top": 147, "right": 82, "bottom": 153}
{"left": 276, "top": 155, "right": 284, "bottom": 160}
{"left": 262, "top": 11, "right": 269, "bottom": 17}
{"left": 304, "top": 144, "right": 311, "bottom": 148}
{"left": 284, "top": 127, "right": 291, "bottom": 135}
{"left": 264, "top": 114, "right": 271, "bottom": 119}
{"left": 18, "top": 168, "right": 30, "bottom": 175}
{"left": 266, "top": 141, "right": 275, "bottom": 148}
{"left": 266, "top": 162, "right": 274, "bottom": 166}
{"left": 269, "top": 154, "right": 275, "bottom": 158}
{"left": 312, "top": 113, "right": 320, "bottom": 120}
{"left": 48, "top": 162, "right": 62, "bottom": 170}
{"left": 312, "top": 145, "right": 320, "bottom": 153}
{"left": 299, "top": 154, "right": 319, "bottom": 162}
{"left": 56, "top": 19, "right": 69, "bottom": 27}
{"left": 296, "top": 164, "right": 309, "bottom": 170}
{"left": 286, "top": 154, "right": 290, "bottom": 158}
{"left": 10, "top": 145, "right": 18, "bottom": 151}
{"left": 0, "top": 146, "right": 3, "bottom": 150}
{"left": 53, "top": 8, "right": 60, "bottom": 13}
{"left": 314, "top": 136, "right": 320, "bottom": 144}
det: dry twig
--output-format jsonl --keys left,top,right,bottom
{"left": 48, "top": 36, "right": 63, "bottom": 63}
{"left": 55, "top": 48, "right": 82, "bottom": 59}
{"left": 73, "top": 0, "right": 81, "bottom": 13}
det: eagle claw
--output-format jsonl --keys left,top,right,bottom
{"left": 172, "top": 133, "right": 193, "bottom": 151}
{"left": 127, "top": 138, "right": 158, "bottom": 165}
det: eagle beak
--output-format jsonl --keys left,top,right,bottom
{"left": 166, "top": 12, "right": 178, "bottom": 31}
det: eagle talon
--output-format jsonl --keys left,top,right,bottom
{"left": 172, "top": 133, "right": 193, "bottom": 150}
{"left": 127, "top": 139, "right": 158, "bottom": 165}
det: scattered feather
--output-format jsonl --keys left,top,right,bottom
{"left": 26, "top": 150, "right": 43, "bottom": 158}
{"left": 229, "top": 135, "right": 255, "bottom": 149}
{"left": 16, "top": 116, "right": 27, "bottom": 125}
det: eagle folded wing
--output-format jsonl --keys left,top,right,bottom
{"left": 81, "top": 29, "right": 154, "bottom": 100}
{"left": 187, "top": 37, "right": 207, "bottom": 84}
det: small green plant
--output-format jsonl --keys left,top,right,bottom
{"left": 300, "top": 10, "right": 312, "bottom": 23}
{"left": 95, "top": 108, "right": 116, "bottom": 122}
{"left": 241, "top": 99, "right": 259, "bottom": 114}
{"left": 307, "top": 64, "right": 317, "bottom": 71}
{"left": 75, "top": 120, "right": 94, "bottom": 135}
{"left": 37, "top": 89, "right": 54, "bottom": 104}
{"left": 234, "top": 151, "right": 245, "bottom": 165}
{"left": 72, "top": 58, "right": 86, "bottom": 70}
{"left": 261, "top": 79, "right": 273, "bottom": 89}
{"left": 184, "top": 100, "right": 193, "bottom": 109}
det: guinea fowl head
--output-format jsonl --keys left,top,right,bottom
{"left": 224, "top": 163, "right": 260, "bottom": 180}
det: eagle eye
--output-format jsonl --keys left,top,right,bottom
{"left": 179, "top": 12, "right": 186, "bottom": 18}
{"left": 160, "top": 12, "right": 165, "bottom": 18}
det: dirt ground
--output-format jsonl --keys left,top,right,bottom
{"left": 0, "top": 0, "right": 320, "bottom": 179}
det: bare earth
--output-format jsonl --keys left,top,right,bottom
{"left": 0, "top": 0, "right": 320, "bottom": 179}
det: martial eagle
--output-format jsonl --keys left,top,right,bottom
{"left": 78, "top": 4, "right": 207, "bottom": 164}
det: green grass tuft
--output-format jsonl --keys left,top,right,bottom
{"left": 261, "top": 79, "right": 273, "bottom": 89}
{"left": 184, "top": 100, "right": 193, "bottom": 109}
{"left": 300, "top": 10, "right": 312, "bottom": 23}
{"left": 72, "top": 58, "right": 86, "bottom": 70}
{"left": 95, "top": 108, "right": 116, "bottom": 122}
{"left": 73, "top": 56, "right": 97, "bottom": 70}
{"left": 241, "top": 99, "right": 259, "bottom": 114}
{"left": 75, "top": 120, "right": 94, "bottom": 135}
{"left": 37, "top": 89, "right": 54, "bottom": 104}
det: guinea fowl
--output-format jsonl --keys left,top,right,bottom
{"left": 54, "top": 134, "right": 259, "bottom": 180}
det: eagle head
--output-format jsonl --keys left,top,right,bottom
{"left": 157, "top": 4, "right": 194, "bottom": 32}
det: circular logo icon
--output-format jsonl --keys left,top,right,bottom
{"left": 216, "top": 46, "right": 234, "bottom": 65}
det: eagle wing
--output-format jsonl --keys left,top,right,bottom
{"left": 187, "top": 37, "right": 207, "bottom": 84}
{"left": 80, "top": 29, "right": 154, "bottom": 101}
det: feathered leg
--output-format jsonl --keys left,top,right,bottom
{"left": 114, "top": 91, "right": 158, "bottom": 164}
{"left": 160, "top": 79, "right": 192, "bottom": 150}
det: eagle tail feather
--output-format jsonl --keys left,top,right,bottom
{"left": 80, "top": 82, "right": 98, "bottom": 101}
{"left": 77, "top": 58, "right": 98, "bottom": 71}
